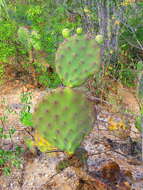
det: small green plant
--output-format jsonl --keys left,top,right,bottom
{"left": 31, "top": 61, "right": 62, "bottom": 88}
{"left": 20, "top": 91, "right": 33, "bottom": 127}
{"left": 17, "top": 26, "right": 63, "bottom": 87}
{"left": 109, "top": 51, "right": 137, "bottom": 87}
{"left": 18, "top": 27, "right": 41, "bottom": 51}
{"left": 26, "top": 5, "right": 43, "bottom": 25}
{"left": 119, "top": 66, "right": 136, "bottom": 87}
{"left": 0, "top": 146, "right": 24, "bottom": 176}
{"left": 135, "top": 114, "right": 143, "bottom": 133}
{"left": 0, "top": 99, "right": 24, "bottom": 175}
{"left": 38, "top": 71, "right": 62, "bottom": 88}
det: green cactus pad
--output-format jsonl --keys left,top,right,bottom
{"left": 55, "top": 35, "right": 100, "bottom": 87}
{"left": 32, "top": 87, "right": 94, "bottom": 154}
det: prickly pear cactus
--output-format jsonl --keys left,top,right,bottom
{"left": 55, "top": 35, "right": 100, "bottom": 87}
{"left": 32, "top": 87, "right": 94, "bottom": 154}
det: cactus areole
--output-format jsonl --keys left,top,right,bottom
{"left": 55, "top": 35, "right": 101, "bottom": 87}
{"left": 32, "top": 87, "right": 94, "bottom": 154}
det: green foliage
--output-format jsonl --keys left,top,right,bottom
{"left": 26, "top": 5, "right": 43, "bottom": 24}
{"left": 55, "top": 34, "right": 101, "bottom": 87}
{"left": 30, "top": 30, "right": 41, "bottom": 50}
{"left": 17, "top": 27, "right": 31, "bottom": 50}
{"left": 119, "top": 2, "right": 143, "bottom": 64}
{"left": 135, "top": 115, "right": 142, "bottom": 133}
{"left": 0, "top": 20, "right": 16, "bottom": 62}
{"left": 10, "top": 2, "right": 81, "bottom": 87}
{"left": 20, "top": 92, "right": 33, "bottom": 127}
{"left": 119, "top": 66, "right": 136, "bottom": 87}
{"left": 31, "top": 61, "right": 62, "bottom": 88}
{"left": 32, "top": 87, "right": 94, "bottom": 154}
{"left": 38, "top": 71, "right": 62, "bottom": 88}
{"left": 0, "top": 146, "right": 24, "bottom": 176}
{"left": 0, "top": 0, "right": 9, "bottom": 18}
{"left": 120, "top": 5, "right": 143, "bottom": 45}
{"left": 109, "top": 51, "right": 137, "bottom": 87}
{"left": 13, "top": 2, "right": 80, "bottom": 64}
{"left": 20, "top": 112, "right": 33, "bottom": 127}
{"left": 40, "top": 4, "right": 81, "bottom": 66}
{"left": 17, "top": 27, "right": 41, "bottom": 51}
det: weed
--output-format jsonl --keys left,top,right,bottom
{"left": 20, "top": 91, "right": 33, "bottom": 127}
{"left": 0, "top": 99, "right": 24, "bottom": 176}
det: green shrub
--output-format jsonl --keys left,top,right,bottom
{"left": 0, "top": 20, "right": 17, "bottom": 62}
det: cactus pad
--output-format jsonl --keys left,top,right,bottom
{"left": 32, "top": 87, "right": 94, "bottom": 154}
{"left": 55, "top": 35, "right": 100, "bottom": 87}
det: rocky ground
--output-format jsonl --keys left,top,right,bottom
{"left": 0, "top": 80, "right": 142, "bottom": 190}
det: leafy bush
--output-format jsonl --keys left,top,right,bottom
{"left": 3, "top": 1, "right": 81, "bottom": 87}
{"left": 0, "top": 20, "right": 17, "bottom": 62}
